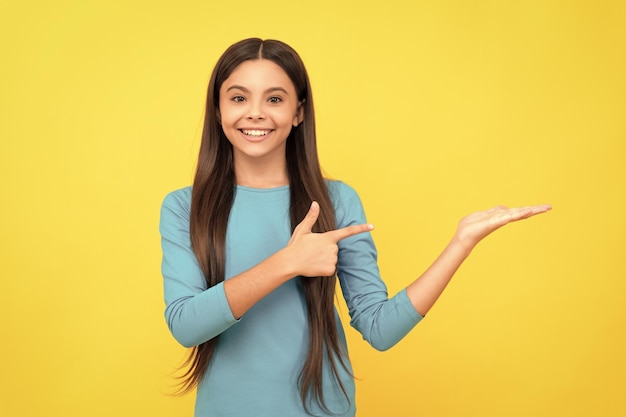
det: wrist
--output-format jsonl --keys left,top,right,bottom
{"left": 449, "top": 233, "right": 475, "bottom": 258}
{"left": 272, "top": 247, "right": 298, "bottom": 282}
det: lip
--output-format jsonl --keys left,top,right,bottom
{"left": 238, "top": 128, "right": 274, "bottom": 142}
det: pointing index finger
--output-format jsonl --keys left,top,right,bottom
{"left": 326, "top": 223, "right": 374, "bottom": 243}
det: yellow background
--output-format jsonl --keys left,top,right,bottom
{"left": 1, "top": 1, "right": 624, "bottom": 416}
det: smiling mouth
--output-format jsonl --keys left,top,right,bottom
{"left": 240, "top": 129, "right": 271, "bottom": 137}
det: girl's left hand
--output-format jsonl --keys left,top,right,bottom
{"left": 454, "top": 204, "right": 552, "bottom": 252}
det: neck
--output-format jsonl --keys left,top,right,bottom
{"left": 233, "top": 154, "right": 289, "bottom": 188}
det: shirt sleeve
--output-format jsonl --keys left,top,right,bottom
{"left": 331, "top": 182, "right": 423, "bottom": 351}
{"left": 159, "top": 188, "right": 239, "bottom": 348}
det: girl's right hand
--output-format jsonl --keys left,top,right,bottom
{"left": 286, "top": 201, "right": 374, "bottom": 277}
{"left": 221, "top": 202, "right": 374, "bottom": 320}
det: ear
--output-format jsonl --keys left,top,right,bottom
{"left": 292, "top": 100, "right": 305, "bottom": 127}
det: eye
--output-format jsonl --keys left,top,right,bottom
{"left": 231, "top": 95, "right": 245, "bottom": 103}
{"left": 268, "top": 96, "right": 282, "bottom": 103}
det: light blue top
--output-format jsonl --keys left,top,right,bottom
{"left": 160, "top": 181, "right": 423, "bottom": 416}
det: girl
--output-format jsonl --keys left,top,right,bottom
{"left": 159, "top": 38, "right": 551, "bottom": 417}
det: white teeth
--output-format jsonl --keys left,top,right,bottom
{"left": 242, "top": 129, "right": 269, "bottom": 136}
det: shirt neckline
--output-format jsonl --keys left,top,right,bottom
{"left": 235, "top": 184, "right": 290, "bottom": 193}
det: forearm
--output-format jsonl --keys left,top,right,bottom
{"left": 406, "top": 204, "right": 552, "bottom": 316}
{"left": 223, "top": 248, "right": 296, "bottom": 319}
{"left": 405, "top": 236, "right": 473, "bottom": 316}
{"left": 165, "top": 282, "right": 238, "bottom": 347}
{"left": 165, "top": 248, "right": 298, "bottom": 347}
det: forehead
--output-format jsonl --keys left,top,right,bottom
{"left": 221, "top": 59, "right": 296, "bottom": 93}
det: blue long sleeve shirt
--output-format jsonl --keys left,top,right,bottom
{"left": 160, "top": 181, "right": 423, "bottom": 416}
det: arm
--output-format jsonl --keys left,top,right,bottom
{"left": 332, "top": 182, "right": 551, "bottom": 350}
{"left": 160, "top": 190, "right": 239, "bottom": 347}
{"left": 406, "top": 205, "right": 552, "bottom": 316}
{"left": 334, "top": 183, "right": 424, "bottom": 351}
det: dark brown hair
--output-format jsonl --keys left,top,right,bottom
{"left": 182, "top": 38, "right": 350, "bottom": 414}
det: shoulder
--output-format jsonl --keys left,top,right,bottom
{"left": 160, "top": 186, "right": 193, "bottom": 220}
{"left": 325, "top": 179, "right": 361, "bottom": 202}
{"left": 325, "top": 179, "right": 367, "bottom": 226}
{"left": 162, "top": 186, "right": 192, "bottom": 206}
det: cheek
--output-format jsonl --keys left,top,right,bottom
{"left": 220, "top": 125, "right": 240, "bottom": 145}
{"left": 217, "top": 98, "right": 240, "bottom": 125}
{"left": 276, "top": 108, "right": 299, "bottom": 125}
{"left": 218, "top": 108, "right": 239, "bottom": 127}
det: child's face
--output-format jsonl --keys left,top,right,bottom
{"left": 218, "top": 59, "right": 303, "bottom": 166}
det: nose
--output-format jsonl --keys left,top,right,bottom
{"left": 247, "top": 103, "right": 265, "bottom": 120}
{"left": 247, "top": 112, "right": 265, "bottom": 120}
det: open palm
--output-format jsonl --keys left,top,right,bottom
{"left": 455, "top": 204, "right": 552, "bottom": 250}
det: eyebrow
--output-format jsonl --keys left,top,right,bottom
{"left": 225, "top": 85, "right": 290, "bottom": 95}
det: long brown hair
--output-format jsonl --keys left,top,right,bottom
{"left": 183, "top": 38, "right": 351, "bottom": 414}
